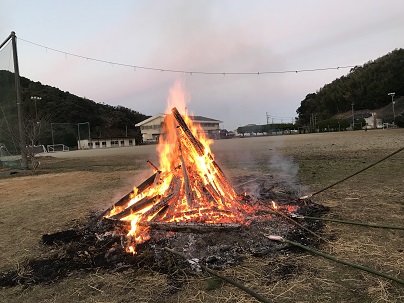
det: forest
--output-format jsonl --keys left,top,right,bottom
{"left": 296, "top": 48, "right": 404, "bottom": 127}
{"left": 0, "top": 70, "right": 150, "bottom": 148}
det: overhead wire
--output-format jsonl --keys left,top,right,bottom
{"left": 17, "top": 37, "right": 357, "bottom": 76}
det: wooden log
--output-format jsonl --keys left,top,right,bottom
{"left": 143, "top": 192, "right": 176, "bottom": 220}
{"left": 171, "top": 107, "right": 238, "bottom": 198}
{"left": 109, "top": 195, "right": 160, "bottom": 220}
{"left": 152, "top": 171, "right": 162, "bottom": 187}
{"left": 179, "top": 153, "right": 194, "bottom": 208}
{"left": 172, "top": 107, "right": 205, "bottom": 156}
{"left": 140, "top": 221, "right": 242, "bottom": 233}
{"left": 203, "top": 175, "right": 225, "bottom": 206}
{"left": 142, "top": 176, "right": 181, "bottom": 219}
{"left": 149, "top": 204, "right": 169, "bottom": 222}
{"left": 102, "top": 217, "right": 132, "bottom": 229}
{"left": 98, "top": 172, "right": 158, "bottom": 219}
{"left": 147, "top": 160, "right": 160, "bottom": 172}
{"left": 137, "top": 172, "right": 159, "bottom": 193}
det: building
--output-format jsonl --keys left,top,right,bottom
{"left": 363, "top": 113, "right": 383, "bottom": 129}
{"left": 77, "top": 137, "right": 136, "bottom": 149}
{"left": 135, "top": 113, "right": 223, "bottom": 143}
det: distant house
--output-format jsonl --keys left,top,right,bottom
{"left": 135, "top": 113, "right": 222, "bottom": 143}
{"left": 77, "top": 137, "right": 136, "bottom": 150}
{"left": 363, "top": 113, "right": 383, "bottom": 129}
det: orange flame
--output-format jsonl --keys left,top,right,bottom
{"left": 105, "top": 81, "right": 295, "bottom": 253}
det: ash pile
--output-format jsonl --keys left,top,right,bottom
{"left": 0, "top": 179, "right": 327, "bottom": 287}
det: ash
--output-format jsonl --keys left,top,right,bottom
{"left": 0, "top": 176, "right": 328, "bottom": 286}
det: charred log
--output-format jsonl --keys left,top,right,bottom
{"left": 98, "top": 172, "right": 158, "bottom": 219}
{"left": 109, "top": 195, "right": 160, "bottom": 220}
{"left": 140, "top": 221, "right": 242, "bottom": 233}
{"left": 172, "top": 107, "right": 205, "bottom": 156}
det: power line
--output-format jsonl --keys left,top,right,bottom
{"left": 18, "top": 37, "right": 357, "bottom": 76}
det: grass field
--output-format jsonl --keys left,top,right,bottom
{"left": 0, "top": 129, "right": 403, "bottom": 302}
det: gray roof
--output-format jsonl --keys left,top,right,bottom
{"left": 189, "top": 115, "right": 222, "bottom": 123}
{"left": 135, "top": 114, "right": 222, "bottom": 126}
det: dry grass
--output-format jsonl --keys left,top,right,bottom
{"left": 1, "top": 129, "right": 404, "bottom": 302}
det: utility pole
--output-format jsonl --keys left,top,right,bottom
{"left": 388, "top": 93, "right": 395, "bottom": 124}
{"left": 31, "top": 96, "right": 41, "bottom": 121}
{"left": 11, "top": 31, "right": 28, "bottom": 169}
{"left": 351, "top": 102, "right": 355, "bottom": 130}
{"left": 266, "top": 112, "right": 270, "bottom": 125}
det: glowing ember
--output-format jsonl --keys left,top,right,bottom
{"left": 104, "top": 82, "right": 296, "bottom": 253}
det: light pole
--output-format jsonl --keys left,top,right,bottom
{"left": 51, "top": 123, "right": 55, "bottom": 148}
{"left": 30, "top": 96, "right": 41, "bottom": 120}
{"left": 31, "top": 96, "right": 41, "bottom": 146}
{"left": 388, "top": 92, "right": 395, "bottom": 124}
{"left": 351, "top": 102, "right": 355, "bottom": 130}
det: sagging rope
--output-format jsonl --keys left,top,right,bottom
{"left": 295, "top": 215, "right": 404, "bottom": 230}
{"left": 264, "top": 235, "right": 404, "bottom": 286}
{"left": 300, "top": 146, "right": 404, "bottom": 200}
{"left": 164, "top": 247, "right": 272, "bottom": 303}
{"left": 267, "top": 206, "right": 329, "bottom": 243}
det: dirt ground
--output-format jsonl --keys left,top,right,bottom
{"left": 0, "top": 129, "right": 403, "bottom": 302}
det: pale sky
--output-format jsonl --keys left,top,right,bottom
{"left": 1, "top": 0, "right": 403, "bottom": 130}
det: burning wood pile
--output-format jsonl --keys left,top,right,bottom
{"left": 101, "top": 107, "right": 295, "bottom": 254}
{"left": 0, "top": 87, "right": 328, "bottom": 287}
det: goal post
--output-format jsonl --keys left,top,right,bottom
{"left": 47, "top": 144, "right": 70, "bottom": 152}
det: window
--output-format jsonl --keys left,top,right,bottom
{"left": 120, "top": 141, "right": 125, "bottom": 146}
{"left": 95, "top": 142, "right": 100, "bottom": 148}
{"left": 102, "top": 142, "right": 106, "bottom": 147}
{"left": 129, "top": 140, "right": 133, "bottom": 146}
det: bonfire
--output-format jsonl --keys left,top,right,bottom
{"left": 102, "top": 84, "right": 297, "bottom": 254}
{"left": 103, "top": 106, "right": 291, "bottom": 253}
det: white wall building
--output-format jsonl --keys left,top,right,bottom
{"left": 363, "top": 113, "right": 383, "bottom": 129}
{"left": 77, "top": 137, "right": 136, "bottom": 149}
{"left": 135, "top": 114, "right": 223, "bottom": 142}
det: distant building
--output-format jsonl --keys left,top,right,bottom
{"left": 135, "top": 113, "right": 222, "bottom": 142}
{"left": 363, "top": 113, "right": 383, "bottom": 129}
{"left": 77, "top": 137, "right": 136, "bottom": 150}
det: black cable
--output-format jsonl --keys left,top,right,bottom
{"left": 300, "top": 146, "right": 404, "bottom": 199}
{"left": 17, "top": 37, "right": 356, "bottom": 76}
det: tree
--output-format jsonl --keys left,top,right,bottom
{"left": 296, "top": 49, "right": 404, "bottom": 125}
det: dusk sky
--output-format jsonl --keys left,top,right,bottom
{"left": 1, "top": 0, "right": 404, "bottom": 130}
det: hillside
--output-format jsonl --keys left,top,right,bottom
{"left": 0, "top": 70, "right": 150, "bottom": 147}
{"left": 333, "top": 96, "right": 404, "bottom": 120}
{"left": 296, "top": 49, "right": 404, "bottom": 126}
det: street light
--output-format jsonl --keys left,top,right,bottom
{"left": 351, "top": 102, "right": 355, "bottom": 130}
{"left": 30, "top": 96, "right": 42, "bottom": 146}
{"left": 30, "top": 96, "right": 41, "bottom": 120}
{"left": 388, "top": 92, "right": 395, "bottom": 124}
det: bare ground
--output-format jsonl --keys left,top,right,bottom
{"left": 0, "top": 129, "right": 403, "bottom": 302}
